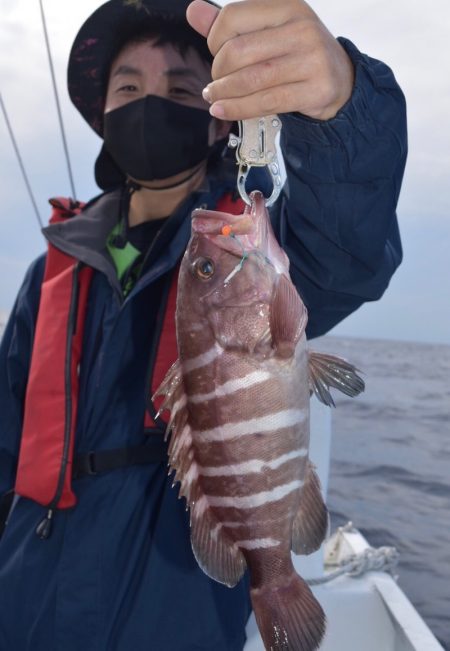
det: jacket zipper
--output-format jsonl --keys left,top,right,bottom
{"left": 144, "top": 271, "right": 173, "bottom": 430}
{"left": 36, "top": 262, "right": 81, "bottom": 539}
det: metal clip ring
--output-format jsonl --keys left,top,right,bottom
{"left": 229, "top": 116, "right": 283, "bottom": 207}
{"left": 236, "top": 161, "right": 283, "bottom": 207}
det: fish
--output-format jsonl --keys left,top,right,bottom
{"left": 154, "top": 191, "right": 364, "bottom": 651}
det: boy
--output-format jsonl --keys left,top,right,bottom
{"left": 0, "top": 1, "right": 406, "bottom": 649}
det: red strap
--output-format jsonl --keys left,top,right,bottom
{"left": 15, "top": 200, "right": 93, "bottom": 509}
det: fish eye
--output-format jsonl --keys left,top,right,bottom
{"left": 193, "top": 257, "right": 215, "bottom": 280}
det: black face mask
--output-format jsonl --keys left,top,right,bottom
{"left": 103, "top": 95, "right": 214, "bottom": 182}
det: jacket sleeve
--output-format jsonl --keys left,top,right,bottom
{"left": 272, "top": 37, "right": 407, "bottom": 339}
{"left": 0, "top": 254, "right": 45, "bottom": 495}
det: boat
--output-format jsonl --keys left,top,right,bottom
{"left": 244, "top": 399, "right": 444, "bottom": 651}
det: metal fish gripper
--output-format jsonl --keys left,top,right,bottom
{"left": 228, "top": 115, "right": 283, "bottom": 207}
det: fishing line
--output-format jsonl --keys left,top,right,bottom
{"left": 222, "top": 232, "right": 248, "bottom": 285}
{"left": 0, "top": 93, "right": 44, "bottom": 230}
{"left": 38, "top": 0, "right": 77, "bottom": 199}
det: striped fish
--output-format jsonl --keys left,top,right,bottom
{"left": 155, "top": 191, "right": 364, "bottom": 651}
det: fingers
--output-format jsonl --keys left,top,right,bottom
{"left": 187, "top": 0, "right": 354, "bottom": 122}
{"left": 206, "top": 0, "right": 316, "bottom": 56}
{"left": 186, "top": 0, "right": 219, "bottom": 38}
{"left": 208, "top": 81, "right": 315, "bottom": 121}
{"left": 210, "top": 20, "right": 308, "bottom": 81}
{"left": 202, "top": 22, "right": 339, "bottom": 121}
{"left": 206, "top": 53, "right": 309, "bottom": 106}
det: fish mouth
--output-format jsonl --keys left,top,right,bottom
{"left": 191, "top": 224, "right": 254, "bottom": 260}
{"left": 191, "top": 191, "right": 269, "bottom": 255}
{"left": 191, "top": 213, "right": 254, "bottom": 237}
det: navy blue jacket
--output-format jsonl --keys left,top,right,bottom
{"left": 0, "top": 40, "right": 406, "bottom": 651}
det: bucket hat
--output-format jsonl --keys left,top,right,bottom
{"left": 67, "top": 0, "right": 209, "bottom": 135}
{"left": 68, "top": 0, "right": 219, "bottom": 189}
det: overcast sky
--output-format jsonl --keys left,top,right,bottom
{"left": 1, "top": 0, "right": 449, "bottom": 344}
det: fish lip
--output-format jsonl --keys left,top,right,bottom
{"left": 191, "top": 190, "right": 268, "bottom": 250}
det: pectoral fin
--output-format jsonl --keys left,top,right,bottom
{"left": 270, "top": 274, "right": 308, "bottom": 358}
{"left": 308, "top": 351, "right": 365, "bottom": 407}
{"left": 190, "top": 505, "right": 247, "bottom": 588}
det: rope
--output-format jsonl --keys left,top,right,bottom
{"left": 38, "top": 0, "right": 77, "bottom": 199}
{"left": 306, "top": 545, "right": 399, "bottom": 586}
{"left": 0, "top": 93, "right": 44, "bottom": 230}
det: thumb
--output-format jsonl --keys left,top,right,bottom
{"left": 186, "top": 0, "right": 220, "bottom": 38}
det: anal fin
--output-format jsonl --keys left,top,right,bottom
{"left": 308, "top": 350, "right": 365, "bottom": 407}
{"left": 292, "top": 462, "right": 329, "bottom": 555}
{"left": 190, "top": 504, "right": 247, "bottom": 588}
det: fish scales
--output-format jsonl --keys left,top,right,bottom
{"left": 199, "top": 459, "right": 307, "bottom": 496}
{"left": 193, "top": 430, "right": 307, "bottom": 468}
{"left": 203, "top": 495, "right": 305, "bottom": 530}
{"left": 155, "top": 191, "right": 365, "bottom": 651}
{"left": 184, "top": 336, "right": 307, "bottom": 529}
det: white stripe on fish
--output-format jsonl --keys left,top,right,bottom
{"left": 234, "top": 538, "right": 281, "bottom": 550}
{"left": 194, "top": 409, "right": 307, "bottom": 442}
{"left": 210, "top": 515, "right": 289, "bottom": 540}
{"left": 188, "top": 370, "right": 272, "bottom": 404}
{"left": 182, "top": 343, "right": 224, "bottom": 373}
{"left": 203, "top": 479, "right": 304, "bottom": 510}
{"left": 198, "top": 449, "right": 307, "bottom": 477}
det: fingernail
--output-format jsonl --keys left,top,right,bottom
{"left": 202, "top": 86, "right": 212, "bottom": 103}
{"left": 209, "top": 103, "right": 225, "bottom": 118}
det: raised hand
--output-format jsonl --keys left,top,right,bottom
{"left": 186, "top": 0, "right": 354, "bottom": 122}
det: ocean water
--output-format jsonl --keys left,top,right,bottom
{"left": 315, "top": 335, "right": 450, "bottom": 649}
{"left": 1, "top": 312, "right": 448, "bottom": 647}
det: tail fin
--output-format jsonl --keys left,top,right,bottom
{"left": 250, "top": 574, "right": 325, "bottom": 651}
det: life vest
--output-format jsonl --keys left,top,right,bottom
{"left": 14, "top": 192, "right": 245, "bottom": 515}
